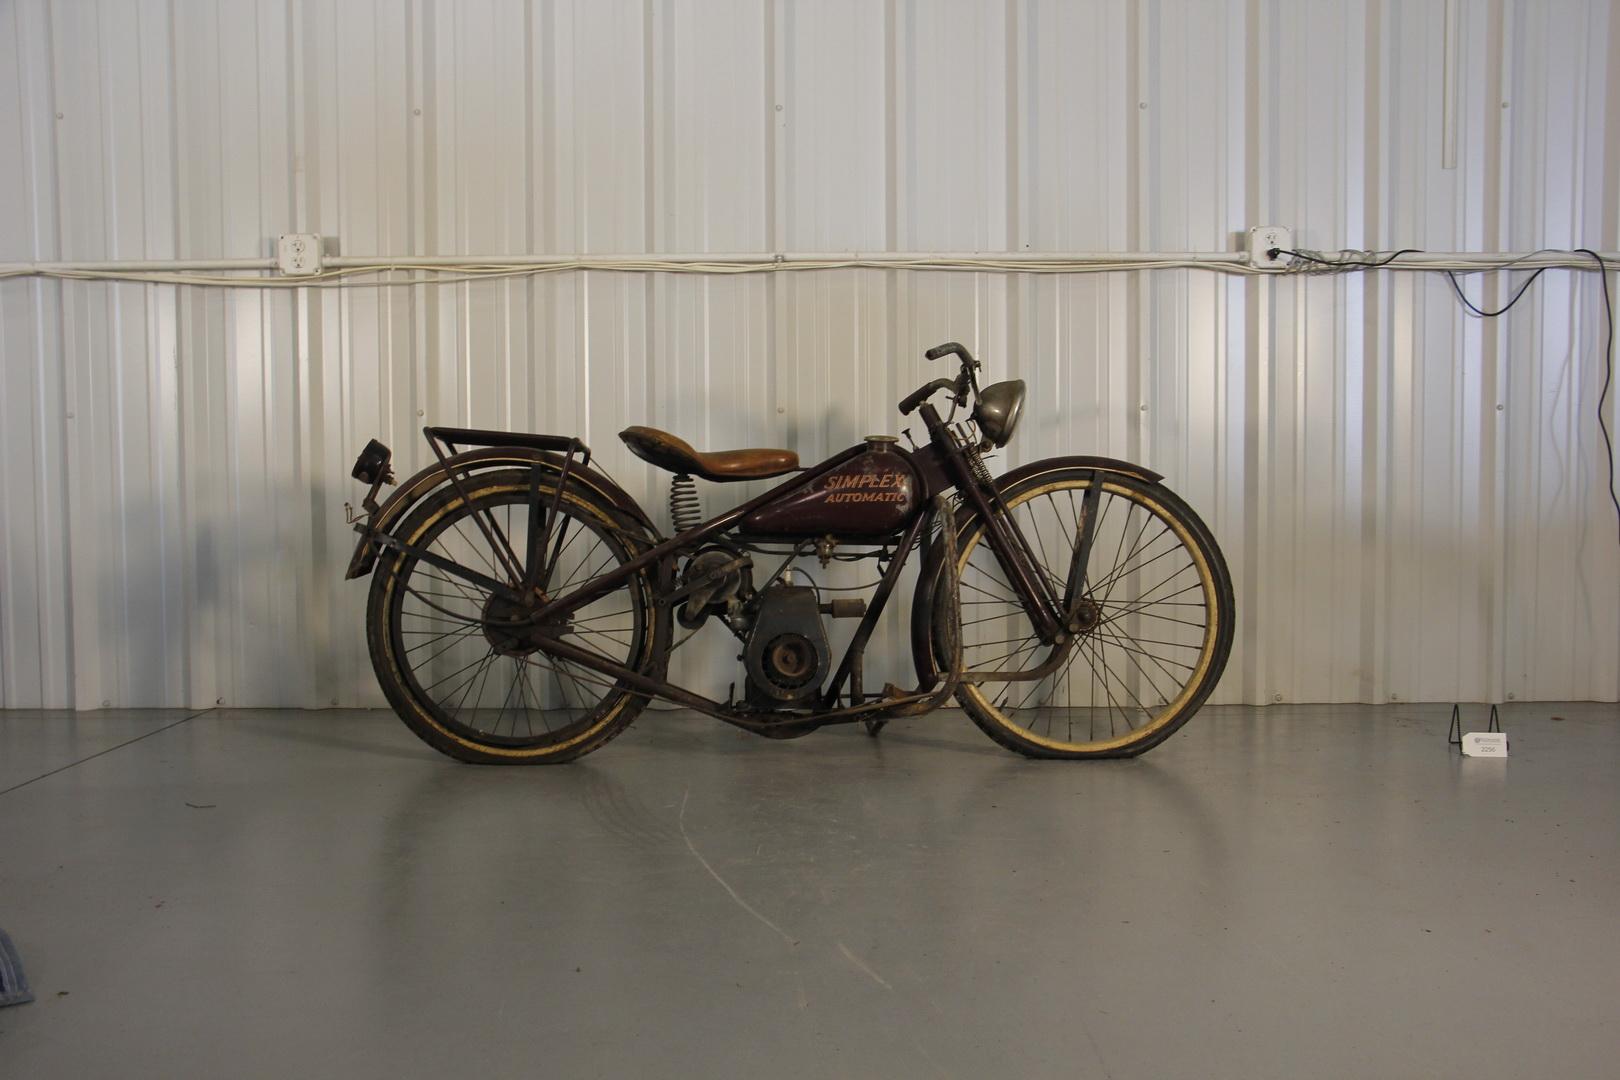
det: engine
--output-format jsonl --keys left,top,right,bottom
{"left": 743, "top": 585, "right": 830, "bottom": 708}
{"left": 676, "top": 546, "right": 749, "bottom": 628}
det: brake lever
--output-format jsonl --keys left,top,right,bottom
{"left": 925, "top": 342, "right": 981, "bottom": 404}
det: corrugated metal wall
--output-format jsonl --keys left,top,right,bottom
{"left": 1, "top": 0, "right": 1616, "bottom": 710}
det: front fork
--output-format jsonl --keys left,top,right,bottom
{"left": 923, "top": 408, "right": 1099, "bottom": 647}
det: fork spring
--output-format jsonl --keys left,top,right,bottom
{"left": 964, "top": 440, "right": 996, "bottom": 492}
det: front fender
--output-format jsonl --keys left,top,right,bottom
{"left": 344, "top": 446, "right": 659, "bottom": 579}
{"left": 908, "top": 455, "right": 1162, "bottom": 687}
{"left": 991, "top": 454, "right": 1162, "bottom": 489}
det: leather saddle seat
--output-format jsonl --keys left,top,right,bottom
{"left": 619, "top": 425, "right": 799, "bottom": 483}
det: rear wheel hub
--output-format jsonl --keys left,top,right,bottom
{"left": 481, "top": 593, "right": 567, "bottom": 657}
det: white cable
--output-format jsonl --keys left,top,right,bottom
{"left": 0, "top": 249, "right": 1612, "bottom": 289}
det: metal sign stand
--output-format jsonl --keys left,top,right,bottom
{"left": 1448, "top": 702, "right": 1502, "bottom": 747}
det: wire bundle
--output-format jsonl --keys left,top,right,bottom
{"left": 1, "top": 244, "right": 1613, "bottom": 542}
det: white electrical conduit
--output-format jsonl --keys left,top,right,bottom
{"left": 0, "top": 250, "right": 1613, "bottom": 288}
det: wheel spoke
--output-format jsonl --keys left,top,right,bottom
{"left": 1104, "top": 559, "right": 1198, "bottom": 614}
{"left": 1091, "top": 522, "right": 1169, "bottom": 602}
{"left": 1080, "top": 632, "right": 1126, "bottom": 737}
{"left": 1094, "top": 623, "right": 1177, "bottom": 702}
{"left": 1088, "top": 532, "right": 1181, "bottom": 598}
{"left": 1099, "top": 581, "right": 1205, "bottom": 617}
{"left": 512, "top": 663, "right": 537, "bottom": 736}
{"left": 1093, "top": 623, "right": 1196, "bottom": 673}
{"left": 440, "top": 649, "right": 497, "bottom": 717}
{"left": 411, "top": 627, "right": 486, "bottom": 670}
{"left": 1090, "top": 633, "right": 1154, "bottom": 722}
{"left": 960, "top": 579, "right": 1020, "bottom": 604}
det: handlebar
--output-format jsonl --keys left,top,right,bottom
{"left": 899, "top": 342, "right": 982, "bottom": 415}
{"left": 898, "top": 377, "right": 961, "bottom": 416}
{"left": 925, "top": 341, "right": 977, "bottom": 367}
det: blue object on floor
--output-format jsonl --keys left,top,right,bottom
{"left": 0, "top": 927, "right": 33, "bottom": 1007}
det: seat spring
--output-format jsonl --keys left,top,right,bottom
{"left": 669, "top": 473, "right": 702, "bottom": 533}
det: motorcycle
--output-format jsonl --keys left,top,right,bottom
{"left": 344, "top": 342, "right": 1234, "bottom": 763}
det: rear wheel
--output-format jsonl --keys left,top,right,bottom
{"left": 926, "top": 469, "right": 1233, "bottom": 758}
{"left": 366, "top": 469, "right": 667, "bottom": 763}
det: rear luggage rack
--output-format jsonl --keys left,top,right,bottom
{"left": 426, "top": 426, "right": 590, "bottom": 462}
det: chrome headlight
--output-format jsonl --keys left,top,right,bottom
{"left": 973, "top": 379, "right": 1026, "bottom": 448}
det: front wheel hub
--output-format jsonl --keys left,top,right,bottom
{"left": 1067, "top": 598, "right": 1102, "bottom": 634}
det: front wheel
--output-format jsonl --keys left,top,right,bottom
{"left": 921, "top": 468, "right": 1234, "bottom": 758}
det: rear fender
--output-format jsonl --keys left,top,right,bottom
{"left": 345, "top": 446, "right": 659, "bottom": 579}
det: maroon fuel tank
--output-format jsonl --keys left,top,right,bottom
{"left": 740, "top": 437, "right": 922, "bottom": 538}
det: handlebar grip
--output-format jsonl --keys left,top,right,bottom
{"left": 925, "top": 341, "right": 969, "bottom": 362}
{"left": 899, "top": 377, "right": 959, "bottom": 416}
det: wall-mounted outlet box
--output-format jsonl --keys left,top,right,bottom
{"left": 276, "top": 234, "right": 324, "bottom": 276}
{"left": 1247, "top": 226, "right": 1292, "bottom": 269}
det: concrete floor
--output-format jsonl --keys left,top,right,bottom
{"left": 1, "top": 704, "right": 1616, "bottom": 1079}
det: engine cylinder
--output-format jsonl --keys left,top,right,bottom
{"left": 743, "top": 585, "right": 830, "bottom": 707}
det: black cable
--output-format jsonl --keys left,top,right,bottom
{"left": 1443, "top": 265, "right": 1547, "bottom": 317}
{"left": 1270, "top": 245, "right": 1619, "bottom": 546}
{"left": 1575, "top": 248, "right": 1620, "bottom": 546}
{"left": 1279, "top": 245, "right": 1547, "bottom": 316}
{"left": 1272, "top": 247, "right": 1421, "bottom": 269}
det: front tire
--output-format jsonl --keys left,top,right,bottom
{"left": 921, "top": 468, "right": 1234, "bottom": 758}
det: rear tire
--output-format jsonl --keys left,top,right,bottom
{"left": 366, "top": 469, "right": 668, "bottom": 764}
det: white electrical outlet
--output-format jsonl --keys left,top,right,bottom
{"left": 1247, "top": 226, "right": 1292, "bottom": 269}
{"left": 277, "top": 233, "right": 324, "bottom": 276}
